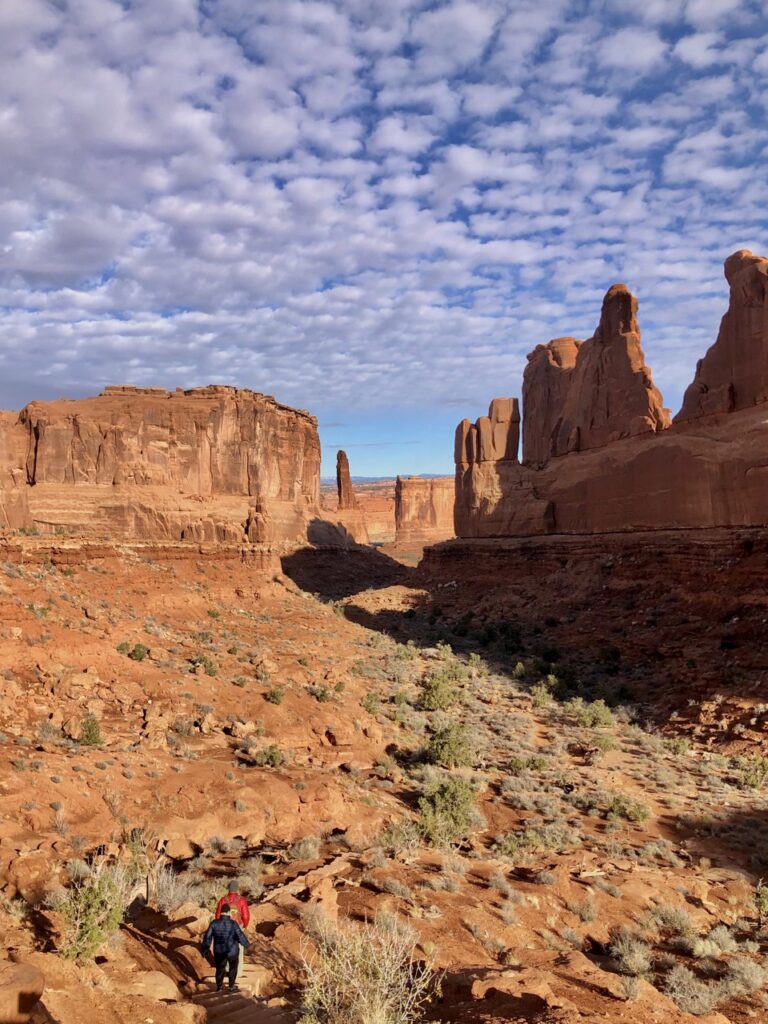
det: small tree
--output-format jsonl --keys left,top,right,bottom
{"left": 299, "top": 911, "right": 437, "bottom": 1024}
{"left": 418, "top": 775, "right": 478, "bottom": 847}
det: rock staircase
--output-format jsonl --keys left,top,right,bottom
{"left": 190, "top": 961, "right": 292, "bottom": 1023}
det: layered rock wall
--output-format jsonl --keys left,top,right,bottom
{"left": 0, "top": 386, "right": 321, "bottom": 543}
{"left": 455, "top": 249, "right": 768, "bottom": 539}
{"left": 395, "top": 476, "right": 455, "bottom": 545}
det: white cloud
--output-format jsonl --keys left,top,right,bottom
{"left": 596, "top": 27, "right": 668, "bottom": 72}
{"left": 0, "top": 0, "right": 763, "bottom": 449}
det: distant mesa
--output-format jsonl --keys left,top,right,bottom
{"left": 455, "top": 248, "right": 768, "bottom": 537}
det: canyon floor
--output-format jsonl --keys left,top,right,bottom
{"left": 1, "top": 531, "right": 768, "bottom": 1024}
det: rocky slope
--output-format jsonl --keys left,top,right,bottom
{"left": 455, "top": 249, "right": 768, "bottom": 538}
{"left": 3, "top": 536, "right": 768, "bottom": 1024}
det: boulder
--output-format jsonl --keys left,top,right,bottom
{"left": 0, "top": 962, "right": 45, "bottom": 1024}
{"left": 116, "top": 970, "right": 180, "bottom": 1002}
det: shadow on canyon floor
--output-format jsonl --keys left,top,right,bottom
{"left": 281, "top": 532, "right": 413, "bottom": 601}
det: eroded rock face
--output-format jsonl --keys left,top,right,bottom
{"left": 522, "top": 337, "right": 580, "bottom": 465}
{"left": 522, "top": 289, "right": 668, "bottom": 467}
{"left": 455, "top": 397, "right": 520, "bottom": 466}
{"left": 676, "top": 249, "right": 768, "bottom": 420}
{"left": 0, "top": 386, "right": 321, "bottom": 542}
{"left": 336, "top": 450, "right": 357, "bottom": 510}
{"left": 394, "top": 476, "right": 454, "bottom": 545}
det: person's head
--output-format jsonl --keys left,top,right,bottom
{"left": 220, "top": 905, "right": 231, "bottom": 915}
{"left": 228, "top": 881, "right": 239, "bottom": 894}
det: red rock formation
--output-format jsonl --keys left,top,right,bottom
{"left": 676, "top": 249, "right": 768, "bottom": 420}
{"left": 0, "top": 386, "right": 321, "bottom": 542}
{"left": 522, "top": 337, "right": 580, "bottom": 465}
{"left": 455, "top": 398, "right": 520, "bottom": 466}
{"left": 395, "top": 476, "right": 454, "bottom": 545}
{"left": 336, "top": 450, "right": 357, "bottom": 510}
{"left": 522, "top": 287, "right": 668, "bottom": 466}
{"left": 454, "top": 249, "right": 768, "bottom": 539}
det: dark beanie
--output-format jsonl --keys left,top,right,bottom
{"left": 220, "top": 904, "right": 231, "bottom": 914}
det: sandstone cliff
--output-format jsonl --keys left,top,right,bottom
{"left": 0, "top": 386, "right": 321, "bottom": 543}
{"left": 676, "top": 249, "right": 768, "bottom": 420}
{"left": 523, "top": 285, "right": 669, "bottom": 464}
{"left": 455, "top": 249, "right": 768, "bottom": 538}
{"left": 395, "top": 476, "right": 454, "bottom": 545}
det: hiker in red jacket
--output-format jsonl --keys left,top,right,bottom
{"left": 215, "top": 880, "right": 250, "bottom": 928}
{"left": 214, "top": 881, "right": 250, "bottom": 984}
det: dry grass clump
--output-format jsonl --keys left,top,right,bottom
{"left": 299, "top": 910, "right": 437, "bottom": 1024}
{"left": 609, "top": 926, "right": 653, "bottom": 976}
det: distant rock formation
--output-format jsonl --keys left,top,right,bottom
{"left": 676, "top": 249, "right": 768, "bottom": 420}
{"left": 395, "top": 476, "right": 454, "bottom": 545}
{"left": 455, "top": 249, "right": 768, "bottom": 538}
{"left": 0, "top": 386, "right": 321, "bottom": 543}
{"left": 523, "top": 285, "right": 669, "bottom": 465}
{"left": 336, "top": 450, "right": 357, "bottom": 510}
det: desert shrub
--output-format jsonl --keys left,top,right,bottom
{"left": 530, "top": 680, "right": 554, "bottom": 708}
{"left": 565, "top": 697, "right": 614, "bottom": 728}
{"left": 755, "top": 879, "right": 768, "bottom": 926}
{"left": 290, "top": 835, "right": 321, "bottom": 861}
{"left": 79, "top": 715, "right": 102, "bottom": 747}
{"left": 418, "top": 776, "right": 477, "bottom": 847}
{"left": 566, "top": 895, "right": 595, "bottom": 922}
{"left": 264, "top": 687, "right": 285, "bottom": 705}
{"left": 737, "top": 755, "right": 768, "bottom": 790}
{"left": 362, "top": 692, "right": 381, "bottom": 715}
{"left": 664, "top": 965, "right": 718, "bottom": 1015}
{"left": 609, "top": 926, "right": 652, "bottom": 976}
{"left": 154, "top": 865, "right": 197, "bottom": 913}
{"left": 190, "top": 653, "right": 218, "bottom": 677}
{"left": 420, "top": 672, "right": 459, "bottom": 712}
{"left": 424, "top": 724, "right": 474, "bottom": 768}
{"left": 378, "top": 820, "right": 421, "bottom": 856}
{"left": 663, "top": 737, "right": 691, "bottom": 756}
{"left": 125, "top": 643, "right": 149, "bottom": 661}
{"left": 507, "top": 755, "right": 547, "bottom": 776}
{"left": 249, "top": 744, "right": 285, "bottom": 768}
{"left": 605, "top": 794, "right": 649, "bottom": 823}
{"left": 720, "top": 957, "right": 767, "bottom": 997}
{"left": 51, "top": 863, "right": 132, "bottom": 962}
{"left": 309, "top": 684, "right": 332, "bottom": 703}
{"left": 650, "top": 903, "right": 692, "bottom": 935}
{"left": 299, "top": 910, "right": 436, "bottom": 1024}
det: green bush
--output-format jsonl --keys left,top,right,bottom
{"left": 251, "top": 744, "right": 285, "bottom": 768}
{"left": 127, "top": 643, "right": 150, "bottom": 662}
{"left": 424, "top": 723, "right": 474, "bottom": 768}
{"left": 52, "top": 864, "right": 131, "bottom": 961}
{"left": 264, "top": 687, "right": 285, "bottom": 705}
{"left": 605, "top": 793, "right": 649, "bottom": 823}
{"left": 566, "top": 697, "right": 614, "bottom": 728}
{"left": 420, "top": 671, "right": 459, "bottom": 711}
{"left": 79, "top": 715, "right": 102, "bottom": 747}
{"left": 418, "top": 776, "right": 477, "bottom": 846}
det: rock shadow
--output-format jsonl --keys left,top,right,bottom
{"left": 281, "top": 521, "right": 412, "bottom": 601}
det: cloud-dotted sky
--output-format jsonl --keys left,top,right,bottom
{"left": 1, "top": 0, "right": 766, "bottom": 473}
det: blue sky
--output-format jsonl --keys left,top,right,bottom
{"left": 0, "top": 0, "right": 766, "bottom": 477}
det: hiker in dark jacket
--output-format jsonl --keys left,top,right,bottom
{"left": 200, "top": 905, "right": 250, "bottom": 992}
